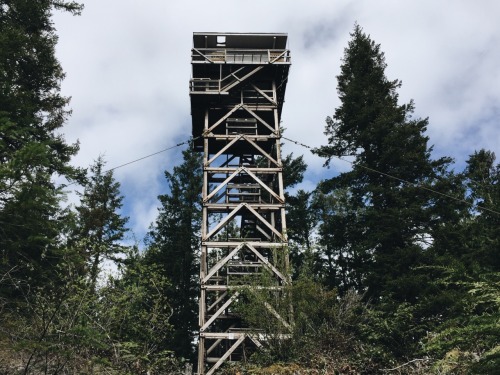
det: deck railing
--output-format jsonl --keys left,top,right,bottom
{"left": 192, "top": 48, "right": 291, "bottom": 64}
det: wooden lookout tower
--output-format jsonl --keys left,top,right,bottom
{"left": 190, "top": 32, "right": 292, "bottom": 374}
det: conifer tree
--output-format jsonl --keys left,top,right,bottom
{"left": 286, "top": 190, "right": 322, "bottom": 279}
{"left": 145, "top": 145, "right": 203, "bottom": 361}
{"left": 421, "top": 150, "right": 500, "bottom": 372}
{"left": 0, "top": 0, "right": 84, "bottom": 293}
{"left": 463, "top": 150, "right": 500, "bottom": 271}
{"left": 281, "top": 153, "right": 315, "bottom": 277}
{"left": 74, "top": 156, "right": 129, "bottom": 288}
{"left": 282, "top": 153, "right": 307, "bottom": 190}
{"left": 315, "top": 24, "right": 452, "bottom": 302}
{"left": 313, "top": 187, "right": 369, "bottom": 292}
{"left": 98, "top": 248, "right": 186, "bottom": 374}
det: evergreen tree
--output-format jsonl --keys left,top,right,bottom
{"left": 462, "top": 149, "right": 500, "bottom": 271}
{"left": 145, "top": 145, "right": 203, "bottom": 361}
{"left": 281, "top": 153, "right": 315, "bottom": 278}
{"left": 313, "top": 187, "right": 369, "bottom": 292}
{"left": 97, "top": 248, "right": 185, "bottom": 374}
{"left": 282, "top": 152, "right": 307, "bottom": 190}
{"left": 0, "top": 0, "right": 84, "bottom": 293}
{"left": 286, "top": 190, "right": 322, "bottom": 279}
{"left": 74, "top": 156, "right": 129, "bottom": 288}
{"left": 315, "top": 24, "right": 452, "bottom": 302}
{"left": 421, "top": 150, "right": 500, "bottom": 373}
{"left": 311, "top": 25, "right": 500, "bottom": 370}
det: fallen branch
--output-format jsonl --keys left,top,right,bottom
{"left": 381, "top": 358, "right": 430, "bottom": 372}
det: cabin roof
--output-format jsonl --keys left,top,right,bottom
{"left": 193, "top": 32, "right": 288, "bottom": 49}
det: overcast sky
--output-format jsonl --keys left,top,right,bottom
{"left": 53, "top": 0, "right": 500, "bottom": 246}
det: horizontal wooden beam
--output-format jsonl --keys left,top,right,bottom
{"left": 206, "top": 167, "right": 281, "bottom": 173}
{"left": 202, "top": 285, "right": 285, "bottom": 291}
{"left": 202, "top": 241, "right": 287, "bottom": 248}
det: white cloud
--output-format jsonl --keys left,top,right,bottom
{"left": 53, "top": 0, "right": 500, "bottom": 245}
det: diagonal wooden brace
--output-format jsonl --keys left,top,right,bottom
{"left": 207, "top": 104, "right": 243, "bottom": 133}
{"left": 204, "top": 203, "right": 245, "bottom": 240}
{"left": 202, "top": 243, "right": 245, "bottom": 284}
{"left": 206, "top": 334, "right": 246, "bottom": 375}
{"left": 246, "top": 243, "right": 287, "bottom": 282}
{"left": 201, "top": 291, "right": 240, "bottom": 332}
{"left": 241, "top": 167, "right": 283, "bottom": 203}
{"left": 243, "top": 203, "right": 284, "bottom": 240}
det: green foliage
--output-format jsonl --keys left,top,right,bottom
{"left": 0, "top": 1, "right": 190, "bottom": 373}
{"left": 0, "top": 0, "right": 85, "bottom": 295}
{"left": 73, "top": 156, "right": 129, "bottom": 288}
{"left": 282, "top": 152, "right": 307, "bottom": 190}
{"left": 282, "top": 151, "right": 313, "bottom": 280}
{"left": 0, "top": 245, "right": 187, "bottom": 374}
{"left": 145, "top": 145, "right": 203, "bottom": 361}
{"left": 234, "top": 272, "right": 382, "bottom": 373}
{"left": 2, "top": 9, "right": 499, "bottom": 373}
{"left": 462, "top": 150, "right": 500, "bottom": 271}
{"left": 97, "top": 249, "right": 186, "bottom": 374}
{"left": 286, "top": 190, "right": 322, "bottom": 280}
{"left": 423, "top": 271, "right": 500, "bottom": 374}
{"left": 314, "top": 24, "right": 453, "bottom": 303}
{"left": 0, "top": 256, "right": 106, "bottom": 374}
{"left": 0, "top": 0, "right": 84, "bottom": 204}
{"left": 305, "top": 24, "right": 500, "bottom": 374}
{"left": 423, "top": 150, "right": 500, "bottom": 373}
{"left": 0, "top": 3, "right": 89, "bottom": 370}
{"left": 313, "top": 187, "right": 370, "bottom": 292}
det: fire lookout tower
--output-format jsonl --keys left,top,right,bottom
{"left": 190, "top": 32, "right": 292, "bottom": 374}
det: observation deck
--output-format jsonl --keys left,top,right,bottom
{"left": 190, "top": 33, "right": 291, "bottom": 152}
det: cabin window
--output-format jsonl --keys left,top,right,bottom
{"left": 217, "top": 35, "right": 226, "bottom": 46}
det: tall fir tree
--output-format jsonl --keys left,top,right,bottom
{"left": 145, "top": 145, "right": 203, "bottom": 361}
{"left": 286, "top": 189, "right": 322, "bottom": 279}
{"left": 421, "top": 149, "right": 500, "bottom": 373}
{"left": 315, "top": 24, "right": 452, "bottom": 302}
{"left": 281, "top": 153, "right": 315, "bottom": 278}
{"left": 462, "top": 149, "right": 500, "bottom": 271}
{"left": 74, "top": 156, "right": 129, "bottom": 288}
{"left": 0, "top": 0, "right": 84, "bottom": 293}
{"left": 313, "top": 187, "right": 369, "bottom": 291}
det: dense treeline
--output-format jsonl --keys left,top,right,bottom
{"left": 0, "top": 1, "right": 186, "bottom": 373}
{"left": 0, "top": 2, "right": 498, "bottom": 373}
